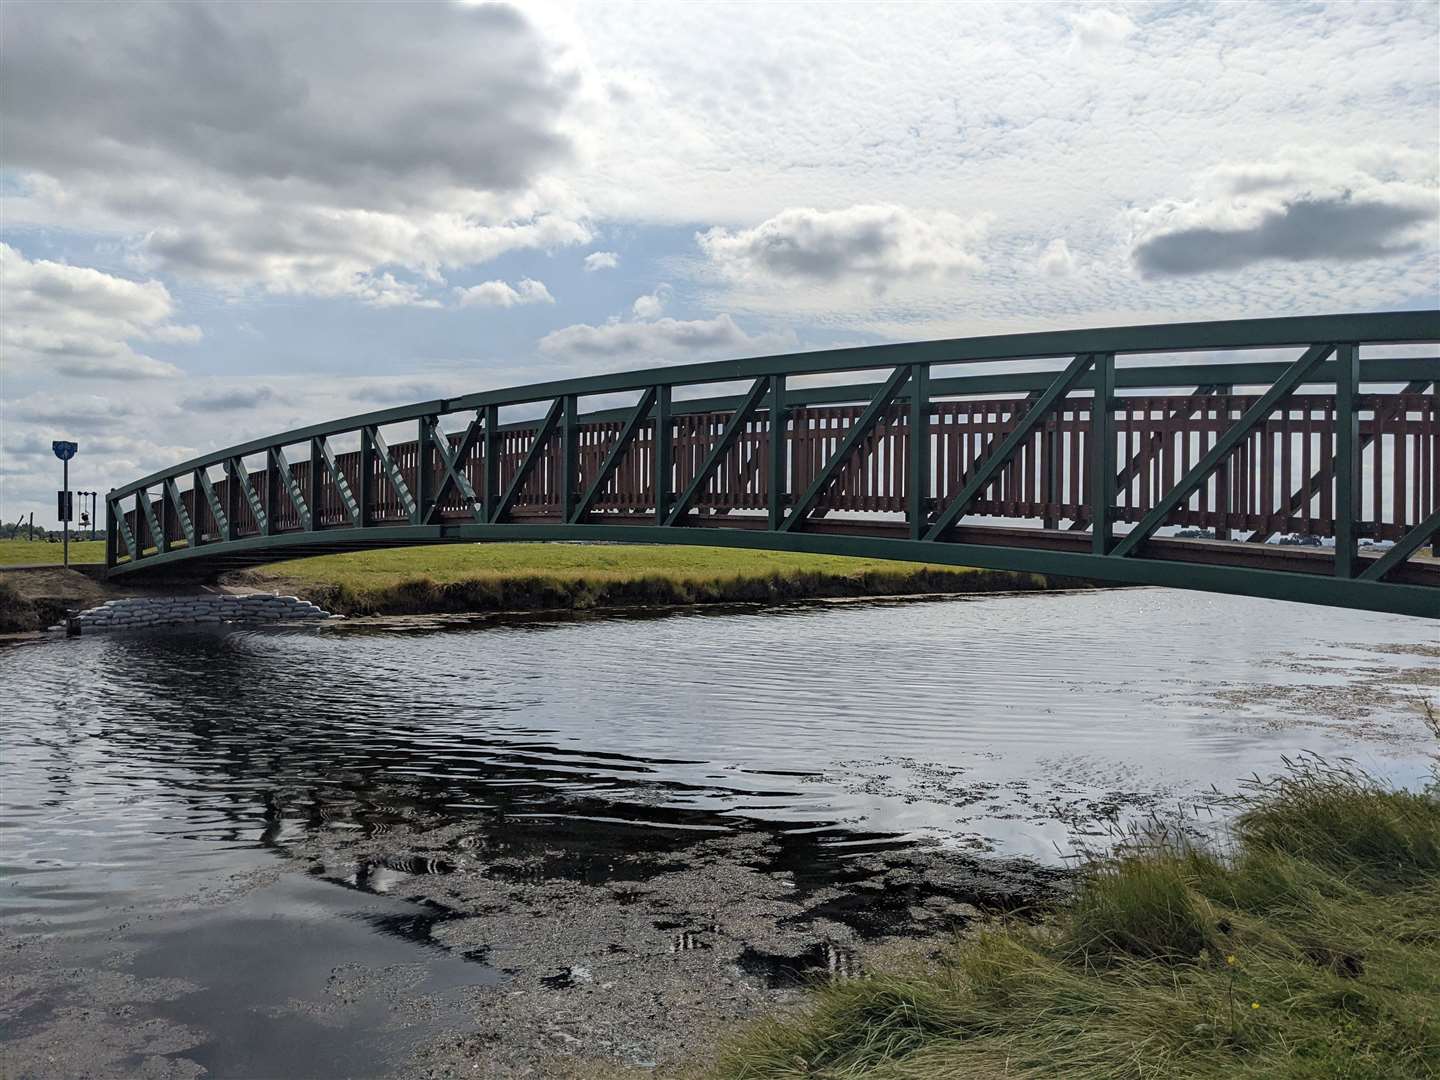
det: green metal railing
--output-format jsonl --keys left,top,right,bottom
{"left": 108, "top": 311, "right": 1440, "bottom": 617}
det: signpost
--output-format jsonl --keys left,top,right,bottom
{"left": 52, "top": 441, "right": 77, "bottom": 568}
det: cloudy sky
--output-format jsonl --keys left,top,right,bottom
{"left": 3, "top": 1, "right": 1437, "bottom": 526}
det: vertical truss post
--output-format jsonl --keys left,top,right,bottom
{"left": 308, "top": 438, "right": 323, "bottom": 531}
{"left": 1090, "top": 353, "right": 1116, "bottom": 554}
{"left": 655, "top": 385, "right": 672, "bottom": 524}
{"left": 1214, "top": 386, "right": 1232, "bottom": 540}
{"left": 909, "top": 363, "right": 930, "bottom": 540}
{"left": 1334, "top": 343, "right": 1360, "bottom": 578}
{"left": 358, "top": 426, "right": 374, "bottom": 526}
{"left": 223, "top": 461, "right": 239, "bottom": 541}
{"left": 263, "top": 451, "right": 279, "bottom": 536}
{"left": 768, "top": 374, "right": 786, "bottom": 530}
{"left": 415, "top": 416, "right": 436, "bottom": 525}
{"left": 560, "top": 394, "right": 578, "bottom": 522}
{"left": 105, "top": 495, "right": 117, "bottom": 567}
{"left": 482, "top": 405, "right": 499, "bottom": 524}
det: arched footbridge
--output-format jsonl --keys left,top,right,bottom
{"left": 108, "top": 312, "right": 1440, "bottom": 618}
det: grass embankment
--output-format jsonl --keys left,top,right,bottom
{"left": 244, "top": 543, "right": 1051, "bottom": 616}
{"left": 718, "top": 749, "right": 1440, "bottom": 1079}
{"left": 0, "top": 538, "right": 105, "bottom": 565}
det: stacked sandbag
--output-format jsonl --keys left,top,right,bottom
{"left": 59, "top": 594, "right": 334, "bottom": 634}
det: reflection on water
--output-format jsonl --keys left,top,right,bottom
{"left": 1, "top": 588, "right": 1434, "bottom": 1075}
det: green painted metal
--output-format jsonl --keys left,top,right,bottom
{"left": 1361, "top": 510, "right": 1440, "bottom": 583}
{"left": 417, "top": 415, "right": 438, "bottom": 525}
{"left": 138, "top": 487, "right": 166, "bottom": 555}
{"left": 781, "top": 365, "right": 911, "bottom": 532}
{"left": 926, "top": 353, "right": 1097, "bottom": 541}
{"left": 315, "top": 437, "right": 361, "bottom": 526}
{"left": 908, "top": 363, "right": 930, "bottom": 541}
{"left": 110, "top": 313, "right": 1438, "bottom": 499}
{"left": 1334, "top": 344, "right": 1360, "bottom": 578}
{"left": 574, "top": 386, "right": 657, "bottom": 522}
{"left": 230, "top": 457, "right": 268, "bottom": 536}
{"left": 768, "top": 375, "right": 786, "bottom": 530}
{"left": 482, "top": 405, "right": 499, "bottom": 523}
{"left": 268, "top": 446, "right": 310, "bottom": 532}
{"left": 654, "top": 384, "right": 672, "bottom": 524}
{"left": 307, "top": 439, "right": 323, "bottom": 532}
{"left": 665, "top": 376, "right": 769, "bottom": 525}
{"left": 164, "top": 477, "right": 196, "bottom": 547}
{"left": 104, "top": 312, "right": 1440, "bottom": 617}
{"left": 427, "top": 414, "right": 484, "bottom": 524}
{"left": 560, "top": 394, "right": 579, "bottom": 524}
{"left": 1110, "top": 343, "right": 1336, "bottom": 559}
{"left": 492, "top": 397, "right": 563, "bottom": 523}
{"left": 102, "top": 521, "right": 1439, "bottom": 619}
{"left": 367, "top": 426, "right": 417, "bottom": 522}
{"left": 1090, "top": 353, "right": 1117, "bottom": 554}
{"left": 196, "top": 467, "right": 230, "bottom": 541}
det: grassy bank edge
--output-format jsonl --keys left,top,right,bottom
{"left": 711, "top": 728, "right": 1440, "bottom": 1080}
{"left": 247, "top": 565, "right": 1059, "bottom": 617}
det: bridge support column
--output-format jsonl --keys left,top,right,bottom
{"left": 307, "top": 440, "right": 322, "bottom": 531}
{"left": 560, "top": 395, "right": 578, "bottom": 522}
{"left": 415, "top": 416, "right": 436, "bottom": 525}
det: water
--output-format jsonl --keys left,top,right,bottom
{"left": 1, "top": 588, "right": 1435, "bottom": 1077}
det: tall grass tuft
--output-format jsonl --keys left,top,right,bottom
{"left": 714, "top": 722, "right": 1440, "bottom": 1080}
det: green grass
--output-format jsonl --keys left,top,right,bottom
{"left": 0, "top": 538, "right": 106, "bottom": 565}
{"left": 245, "top": 543, "right": 1052, "bottom": 616}
{"left": 715, "top": 751, "right": 1440, "bottom": 1080}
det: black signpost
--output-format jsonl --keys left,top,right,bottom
{"left": 52, "top": 441, "right": 77, "bottom": 568}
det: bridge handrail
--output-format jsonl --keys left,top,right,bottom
{"left": 110, "top": 310, "right": 1439, "bottom": 500}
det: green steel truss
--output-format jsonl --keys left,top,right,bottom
{"left": 106, "top": 311, "right": 1440, "bottom": 618}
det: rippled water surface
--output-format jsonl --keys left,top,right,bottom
{"left": 2, "top": 588, "right": 1435, "bottom": 1076}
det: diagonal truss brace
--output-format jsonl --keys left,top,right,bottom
{"left": 572, "top": 386, "right": 657, "bottom": 523}
{"left": 425, "top": 415, "right": 484, "bottom": 524}
{"left": 492, "top": 398, "right": 565, "bottom": 524}
{"left": 229, "top": 458, "right": 268, "bottom": 535}
{"left": 268, "top": 446, "right": 311, "bottom": 530}
{"left": 781, "top": 366, "right": 911, "bottom": 533}
{"left": 114, "top": 497, "right": 138, "bottom": 560}
{"left": 1111, "top": 343, "right": 1335, "bottom": 559}
{"left": 665, "top": 377, "right": 771, "bottom": 526}
{"left": 1359, "top": 509, "right": 1440, "bottom": 583}
{"left": 164, "top": 478, "right": 196, "bottom": 548}
{"left": 314, "top": 436, "right": 361, "bottom": 527}
{"left": 365, "top": 426, "right": 417, "bottom": 521}
{"left": 196, "top": 467, "right": 231, "bottom": 540}
{"left": 926, "top": 353, "right": 1098, "bottom": 542}
{"left": 138, "top": 487, "right": 166, "bottom": 554}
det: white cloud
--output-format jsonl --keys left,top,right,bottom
{"left": 0, "top": 243, "right": 195, "bottom": 379}
{"left": 453, "top": 277, "right": 556, "bottom": 308}
{"left": 698, "top": 205, "right": 988, "bottom": 291}
{"left": 1036, "top": 238, "right": 1077, "bottom": 277}
{"left": 631, "top": 284, "right": 672, "bottom": 319}
{"left": 539, "top": 313, "right": 795, "bottom": 364}
{"left": 584, "top": 250, "right": 620, "bottom": 271}
{"left": 1066, "top": 8, "right": 1137, "bottom": 49}
{"left": 1128, "top": 146, "right": 1439, "bottom": 277}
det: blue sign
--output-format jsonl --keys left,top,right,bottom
{"left": 52, "top": 440, "right": 77, "bottom": 461}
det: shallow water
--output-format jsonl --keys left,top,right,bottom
{"left": 1, "top": 588, "right": 1435, "bottom": 1077}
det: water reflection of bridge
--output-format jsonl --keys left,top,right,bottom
{"left": 109, "top": 312, "right": 1439, "bottom": 616}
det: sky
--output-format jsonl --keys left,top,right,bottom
{"left": 2, "top": 0, "right": 1438, "bottom": 527}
